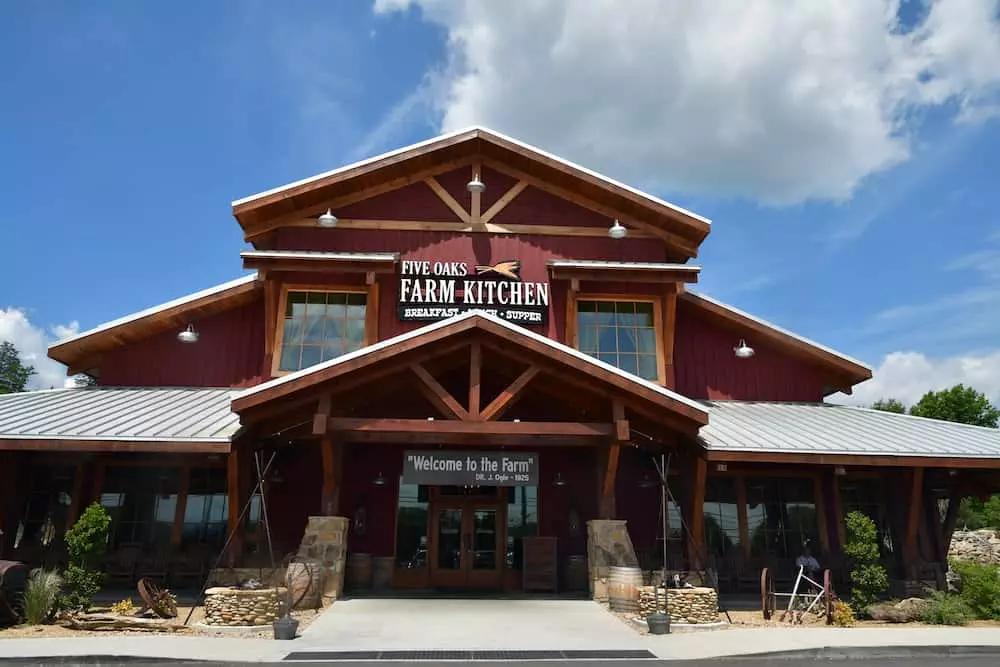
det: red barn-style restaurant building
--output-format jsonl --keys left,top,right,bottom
{"left": 3, "top": 127, "right": 1000, "bottom": 598}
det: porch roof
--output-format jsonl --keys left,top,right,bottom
{"left": 0, "top": 386, "right": 239, "bottom": 452}
{"left": 699, "top": 400, "right": 1000, "bottom": 468}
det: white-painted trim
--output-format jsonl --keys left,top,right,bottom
{"left": 231, "top": 126, "right": 711, "bottom": 227}
{"left": 233, "top": 308, "right": 709, "bottom": 415}
{"left": 684, "top": 290, "right": 872, "bottom": 372}
{"left": 48, "top": 273, "right": 259, "bottom": 350}
{"left": 548, "top": 259, "right": 701, "bottom": 272}
{"left": 240, "top": 250, "right": 399, "bottom": 262}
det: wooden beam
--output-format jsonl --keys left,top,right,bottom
{"left": 905, "top": 467, "right": 925, "bottom": 575}
{"left": 831, "top": 473, "right": 847, "bottom": 550}
{"left": 227, "top": 445, "right": 242, "bottom": 566}
{"left": 688, "top": 457, "right": 707, "bottom": 569}
{"left": 662, "top": 287, "right": 678, "bottom": 389}
{"left": 470, "top": 163, "right": 483, "bottom": 229}
{"left": 171, "top": 464, "right": 191, "bottom": 546}
{"left": 469, "top": 342, "right": 481, "bottom": 419}
{"left": 424, "top": 177, "right": 471, "bottom": 224}
{"left": 612, "top": 398, "right": 629, "bottom": 443}
{"left": 411, "top": 362, "right": 471, "bottom": 420}
{"left": 328, "top": 417, "right": 612, "bottom": 438}
{"left": 0, "top": 439, "right": 231, "bottom": 453}
{"left": 263, "top": 278, "right": 279, "bottom": 374}
{"left": 704, "top": 449, "right": 1000, "bottom": 470}
{"left": 813, "top": 474, "right": 830, "bottom": 556}
{"left": 480, "top": 180, "right": 527, "bottom": 225}
{"left": 256, "top": 217, "right": 659, "bottom": 240}
{"left": 600, "top": 444, "right": 621, "bottom": 519}
{"left": 480, "top": 365, "right": 541, "bottom": 421}
{"left": 735, "top": 475, "right": 750, "bottom": 559}
{"left": 548, "top": 267, "right": 699, "bottom": 285}
{"left": 313, "top": 394, "right": 332, "bottom": 435}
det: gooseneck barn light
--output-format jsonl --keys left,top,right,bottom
{"left": 733, "top": 339, "right": 755, "bottom": 359}
{"left": 608, "top": 219, "right": 627, "bottom": 239}
{"left": 317, "top": 209, "right": 338, "bottom": 228}
{"left": 466, "top": 173, "right": 485, "bottom": 194}
{"left": 177, "top": 324, "right": 199, "bottom": 344}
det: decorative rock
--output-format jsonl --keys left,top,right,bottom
{"left": 949, "top": 530, "right": 1000, "bottom": 565}
{"left": 202, "top": 587, "right": 286, "bottom": 626}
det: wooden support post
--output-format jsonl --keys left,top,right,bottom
{"left": 365, "top": 280, "right": 379, "bottom": 344}
{"left": 599, "top": 443, "right": 621, "bottom": 519}
{"left": 227, "top": 446, "right": 242, "bottom": 566}
{"left": 320, "top": 434, "right": 343, "bottom": 516}
{"left": 313, "top": 394, "right": 332, "bottom": 436}
{"left": 470, "top": 162, "right": 483, "bottom": 229}
{"left": 813, "top": 474, "right": 830, "bottom": 557}
{"left": 904, "top": 467, "right": 925, "bottom": 576}
{"left": 941, "top": 477, "right": 962, "bottom": 562}
{"left": 662, "top": 285, "right": 678, "bottom": 389}
{"left": 688, "top": 457, "right": 707, "bottom": 569}
{"left": 831, "top": 472, "right": 846, "bottom": 550}
{"left": 171, "top": 464, "right": 192, "bottom": 546}
{"left": 480, "top": 365, "right": 539, "bottom": 421}
{"left": 735, "top": 474, "right": 750, "bottom": 559}
{"left": 263, "top": 277, "right": 279, "bottom": 377}
{"left": 612, "top": 399, "right": 629, "bottom": 443}
{"left": 411, "top": 363, "right": 470, "bottom": 420}
{"left": 564, "top": 281, "right": 579, "bottom": 348}
{"left": 469, "top": 342, "right": 481, "bottom": 419}
{"left": 66, "top": 459, "right": 88, "bottom": 528}
{"left": 480, "top": 181, "right": 527, "bottom": 226}
{"left": 90, "top": 458, "right": 106, "bottom": 507}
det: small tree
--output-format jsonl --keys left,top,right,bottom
{"left": 0, "top": 341, "right": 35, "bottom": 393}
{"left": 61, "top": 503, "right": 111, "bottom": 612}
{"left": 909, "top": 384, "right": 1000, "bottom": 428}
{"left": 844, "top": 510, "right": 888, "bottom": 616}
{"left": 871, "top": 398, "right": 906, "bottom": 414}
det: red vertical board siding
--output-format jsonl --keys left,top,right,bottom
{"left": 491, "top": 185, "right": 612, "bottom": 229}
{"left": 479, "top": 166, "right": 519, "bottom": 210}
{"left": 99, "top": 298, "right": 265, "bottom": 387}
{"left": 673, "top": 300, "right": 825, "bottom": 401}
{"left": 337, "top": 181, "right": 462, "bottom": 222}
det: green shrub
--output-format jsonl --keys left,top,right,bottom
{"left": 920, "top": 591, "right": 974, "bottom": 626}
{"left": 951, "top": 560, "right": 1000, "bottom": 620}
{"left": 843, "top": 511, "right": 888, "bottom": 615}
{"left": 60, "top": 503, "right": 111, "bottom": 612}
{"left": 20, "top": 569, "right": 63, "bottom": 625}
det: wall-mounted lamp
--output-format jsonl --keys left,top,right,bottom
{"left": 733, "top": 339, "right": 755, "bottom": 359}
{"left": 373, "top": 471, "right": 387, "bottom": 487}
{"left": 466, "top": 174, "right": 485, "bottom": 194}
{"left": 834, "top": 466, "right": 846, "bottom": 476}
{"left": 552, "top": 473, "right": 567, "bottom": 487}
{"left": 177, "top": 324, "right": 199, "bottom": 344}
{"left": 608, "top": 219, "right": 628, "bottom": 240}
{"left": 318, "top": 209, "right": 338, "bottom": 228}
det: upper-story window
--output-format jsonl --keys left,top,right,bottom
{"left": 275, "top": 289, "right": 367, "bottom": 373}
{"left": 576, "top": 298, "right": 662, "bottom": 382}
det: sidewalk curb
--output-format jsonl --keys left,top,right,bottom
{"left": 727, "top": 645, "right": 1000, "bottom": 660}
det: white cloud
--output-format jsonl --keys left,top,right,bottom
{"left": 0, "top": 308, "right": 79, "bottom": 390}
{"left": 375, "top": 0, "right": 1000, "bottom": 205}
{"left": 831, "top": 349, "right": 1000, "bottom": 408}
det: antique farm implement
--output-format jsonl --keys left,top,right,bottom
{"left": 761, "top": 565, "right": 834, "bottom": 624}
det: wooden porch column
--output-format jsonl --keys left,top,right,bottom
{"left": 813, "top": 474, "right": 830, "bottom": 557}
{"left": 687, "top": 457, "right": 707, "bottom": 569}
{"left": 940, "top": 476, "right": 962, "bottom": 563}
{"left": 227, "top": 445, "right": 242, "bottom": 566}
{"left": 65, "top": 457, "right": 88, "bottom": 528}
{"left": 171, "top": 464, "right": 192, "bottom": 547}
{"left": 598, "top": 444, "right": 621, "bottom": 519}
{"left": 830, "top": 472, "right": 847, "bottom": 550}
{"left": 320, "top": 433, "right": 343, "bottom": 516}
{"left": 904, "top": 467, "right": 925, "bottom": 577}
{"left": 735, "top": 474, "right": 751, "bottom": 559}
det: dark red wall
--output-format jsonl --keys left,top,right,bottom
{"left": 99, "top": 298, "right": 265, "bottom": 387}
{"left": 674, "top": 300, "right": 826, "bottom": 401}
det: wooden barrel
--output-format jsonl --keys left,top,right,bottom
{"left": 607, "top": 566, "right": 643, "bottom": 613}
{"left": 565, "top": 555, "right": 588, "bottom": 592}
{"left": 346, "top": 552, "right": 372, "bottom": 591}
{"left": 372, "top": 556, "right": 394, "bottom": 590}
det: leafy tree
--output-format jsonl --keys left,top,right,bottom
{"left": 871, "top": 398, "right": 906, "bottom": 414}
{"left": 0, "top": 341, "right": 35, "bottom": 393}
{"left": 909, "top": 384, "right": 1000, "bottom": 428}
{"left": 844, "top": 511, "right": 888, "bottom": 616}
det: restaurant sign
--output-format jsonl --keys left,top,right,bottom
{"left": 402, "top": 450, "right": 538, "bottom": 486}
{"left": 397, "top": 259, "right": 549, "bottom": 324}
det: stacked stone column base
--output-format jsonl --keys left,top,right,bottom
{"left": 586, "top": 519, "right": 639, "bottom": 602}
{"left": 291, "top": 515, "right": 349, "bottom": 608}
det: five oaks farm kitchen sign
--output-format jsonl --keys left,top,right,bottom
{"left": 397, "top": 259, "right": 549, "bottom": 324}
{"left": 402, "top": 450, "right": 538, "bottom": 486}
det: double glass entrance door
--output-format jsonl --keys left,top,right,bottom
{"left": 430, "top": 501, "right": 504, "bottom": 589}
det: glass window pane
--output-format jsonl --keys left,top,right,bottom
{"left": 322, "top": 342, "right": 342, "bottom": 361}
{"left": 615, "top": 302, "right": 636, "bottom": 326}
{"left": 300, "top": 345, "right": 322, "bottom": 369}
{"left": 617, "top": 327, "right": 637, "bottom": 354}
{"left": 637, "top": 328, "right": 656, "bottom": 354}
{"left": 577, "top": 300, "right": 596, "bottom": 313}
{"left": 637, "top": 355, "right": 658, "bottom": 381}
{"left": 326, "top": 301, "right": 347, "bottom": 319}
{"left": 635, "top": 302, "right": 655, "bottom": 327}
{"left": 279, "top": 344, "right": 301, "bottom": 371}
{"left": 327, "top": 293, "right": 348, "bottom": 305}
{"left": 324, "top": 317, "right": 344, "bottom": 340}
{"left": 597, "top": 327, "right": 617, "bottom": 353}
{"left": 597, "top": 353, "right": 618, "bottom": 367}
{"left": 594, "top": 301, "right": 615, "bottom": 325}
{"left": 347, "top": 292, "right": 366, "bottom": 306}
{"left": 283, "top": 318, "right": 303, "bottom": 345}
{"left": 347, "top": 319, "right": 366, "bottom": 346}
{"left": 617, "top": 354, "right": 638, "bottom": 375}
{"left": 578, "top": 326, "right": 597, "bottom": 352}
{"left": 347, "top": 301, "right": 366, "bottom": 319}
{"left": 286, "top": 292, "right": 307, "bottom": 317}
{"left": 303, "top": 313, "right": 325, "bottom": 343}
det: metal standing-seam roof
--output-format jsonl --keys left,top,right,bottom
{"left": 700, "top": 401, "right": 1000, "bottom": 462}
{"left": 0, "top": 387, "right": 240, "bottom": 451}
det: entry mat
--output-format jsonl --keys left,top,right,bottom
{"left": 284, "top": 650, "right": 658, "bottom": 661}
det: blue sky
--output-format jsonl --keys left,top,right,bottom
{"left": 2, "top": 1, "right": 1000, "bottom": 404}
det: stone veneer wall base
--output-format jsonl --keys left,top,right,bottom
{"left": 586, "top": 519, "right": 639, "bottom": 602}
{"left": 292, "top": 515, "right": 349, "bottom": 607}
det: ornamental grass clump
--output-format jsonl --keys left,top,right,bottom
{"left": 21, "top": 569, "right": 62, "bottom": 625}
{"left": 61, "top": 503, "right": 111, "bottom": 612}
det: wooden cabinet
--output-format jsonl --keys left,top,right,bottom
{"left": 522, "top": 536, "right": 558, "bottom": 592}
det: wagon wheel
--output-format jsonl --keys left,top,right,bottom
{"left": 760, "top": 567, "right": 775, "bottom": 620}
{"left": 138, "top": 577, "right": 177, "bottom": 619}
{"left": 823, "top": 569, "right": 834, "bottom": 624}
